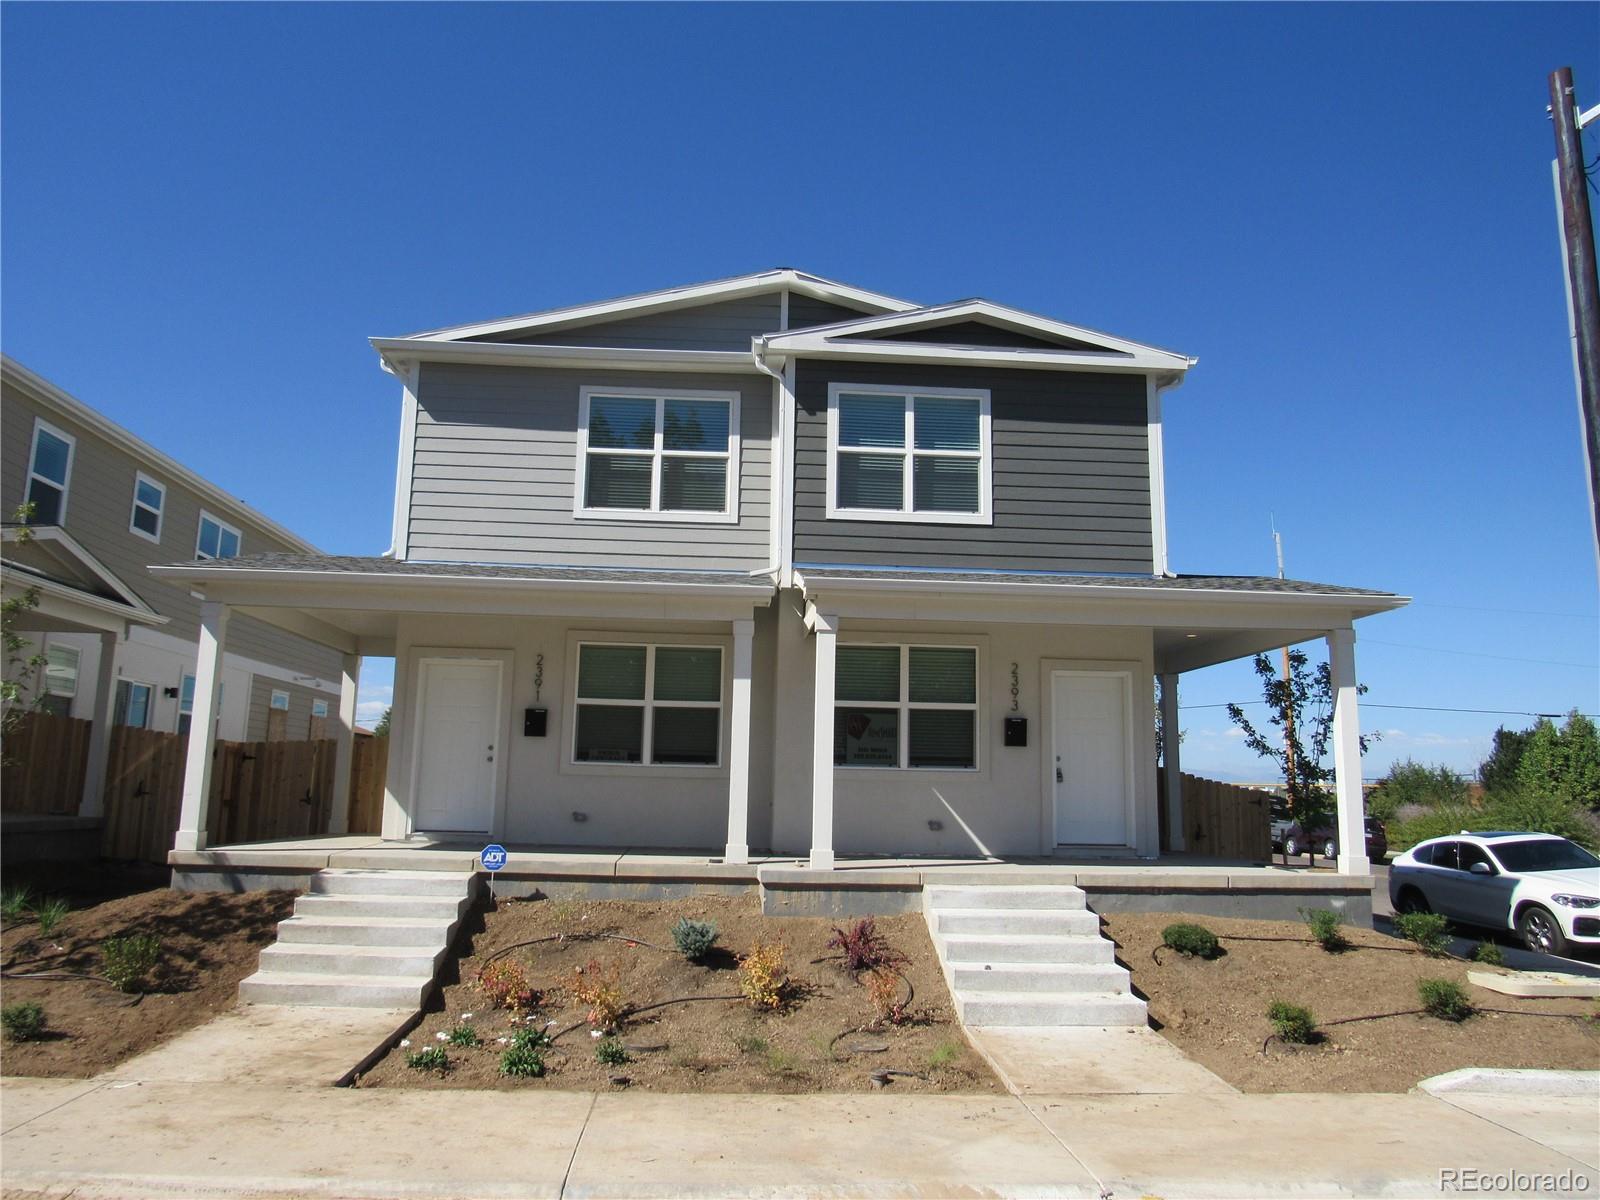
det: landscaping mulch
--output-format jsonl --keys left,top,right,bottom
{"left": 356, "top": 894, "right": 998, "bottom": 1094}
{"left": 1, "top": 878, "right": 296, "bottom": 1077}
{"left": 1104, "top": 911, "right": 1600, "bottom": 1093}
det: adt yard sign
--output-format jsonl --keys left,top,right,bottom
{"left": 480, "top": 844, "right": 508, "bottom": 872}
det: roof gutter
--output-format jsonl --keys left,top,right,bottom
{"left": 148, "top": 563, "right": 777, "bottom": 599}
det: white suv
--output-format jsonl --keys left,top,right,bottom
{"left": 1388, "top": 832, "right": 1600, "bottom": 958}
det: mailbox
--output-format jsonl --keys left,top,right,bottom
{"left": 524, "top": 707, "right": 548, "bottom": 737}
{"left": 1003, "top": 716, "right": 1027, "bottom": 747}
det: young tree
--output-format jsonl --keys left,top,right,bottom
{"left": 1478, "top": 725, "right": 1533, "bottom": 792}
{"left": 1516, "top": 711, "right": 1600, "bottom": 811}
{"left": 373, "top": 706, "right": 392, "bottom": 737}
{"left": 1, "top": 505, "right": 46, "bottom": 764}
{"left": 1225, "top": 648, "right": 1374, "bottom": 818}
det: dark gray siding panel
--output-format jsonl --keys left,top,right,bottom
{"left": 792, "top": 361, "right": 1153, "bottom": 573}
{"left": 846, "top": 320, "right": 1104, "bottom": 352}
{"left": 786, "top": 296, "right": 876, "bottom": 331}
{"left": 409, "top": 363, "right": 772, "bottom": 568}
{"left": 484, "top": 295, "right": 783, "bottom": 350}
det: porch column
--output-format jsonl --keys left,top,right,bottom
{"left": 77, "top": 630, "right": 119, "bottom": 820}
{"left": 175, "top": 601, "right": 228, "bottom": 852}
{"left": 1326, "top": 627, "right": 1370, "bottom": 877}
{"left": 809, "top": 611, "right": 838, "bottom": 870}
{"left": 1159, "top": 672, "right": 1185, "bottom": 852}
{"left": 327, "top": 653, "right": 360, "bottom": 836}
{"left": 723, "top": 619, "right": 754, "bottom": 864}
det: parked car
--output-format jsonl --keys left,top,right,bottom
{"left": 1269, "top": 800, "right": 1387, "bottom": 860}
{"left": 1388, "top": 832, "right": 1600, "bottom": 957}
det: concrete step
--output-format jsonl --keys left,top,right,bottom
{"left": 950, "top": 962, "right": 1130, "bottom": 994}
{"left": 932, "top": 908, "right": 1101, "bottom": 937}
{"left": 957, "top": 990, "right": 1148, "bottom": 1027}
{"left": 925, "top": 885, "right": 1086, "bottom": 911}
{"left": 274, "top": 915, "right": 457, "bottom": 947}
{"left": 257, "top": 943, "right": 443, "bottom": 978}
{"left": 238, "top": 970, "right": 430, "bottom": 1009}
{"left": 310, "top": 870, "right": 473, "bottom": 898}
{"left": 293, "top": 893, "right": 469, "bottom": 921}
{"left": 941, "top": 934, "right": 1115, "bottom": 965}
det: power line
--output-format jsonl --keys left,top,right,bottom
{"left": 1361, "top": 638, "right": 1598, "bottom": 670}
{"left": 1179, "top": 700, "right": 1592, "bottom": 719}
{"left": 1407, "top": 599, "right": 1598, "bottom": 620}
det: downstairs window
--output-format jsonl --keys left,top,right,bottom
{"left": 834, "top": 644, "right": 978, "bottom": 769}
{"left": 572, "top": 643, "right": 723, "bottom": 766}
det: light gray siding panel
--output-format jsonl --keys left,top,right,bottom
{"left": 245, "top": 675, "right": 337, "bottom": 742}
{"left": 1, "top": 381, "right": 344, "bottom": 682}
{"left": 484, "top": 295, "right": 783, "bottom": 350}
{"left": 791, "top": 361, "right": 1153, "bottom": 573}
{"left": 408, "top": 363, "right": 772, "bottom": 569}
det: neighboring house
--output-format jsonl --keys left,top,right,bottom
{"left": 0, "top": 356, "right": 342, "bottom": 771}
{"left": 154, "top": 270, "right": 1405, "bottom": 871}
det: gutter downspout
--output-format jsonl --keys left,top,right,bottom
{"left": 750, "top": 336, "right": 794, "bottom": 587}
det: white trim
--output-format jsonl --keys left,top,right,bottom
{"left": 834, "top": 640, "right": 982, "bottom": 772}
{"left": 1145, "top": 376, "right": 1168, "bottom": 576}
{"left": 573, "top": 386, "right": 741, "bottom": 524}
{"left": 401, "top": 269, "right": 915, "bottom": 343}
{"left": 779, "top": 358, "right": 798, "bottom": 584}
{"left": 389, "top": 361, "right": 419, "bottom": 559}
{"left": 1043, "top": 663, "right": 1138, "bottom": 850}
{"left": 373, "top": 339, "right": 761, "bottom": 376}
{"left": 128, "top": 471, "right": 166, "bottom": 544}
{"left": 2, "top": 357, "right": 321, "bottom": 554}
{"left": 269, "top": 688, "right": 291, "bottom": 711}
{"left": 25, "top": 417, "right": 76, "bottom": 525}
{"left": 195, "top": 509, "right": 243, "bottom": 561}
{"left": 566, "top": 637, "right": 727, "bottom": 771}
{"left": 824, "top": 383, "right": 992, "bottom": 525}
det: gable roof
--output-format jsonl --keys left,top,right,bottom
{"left": 760, "top": 299, "right": 1195, "bottom": 375}
{"left": 402, "top": 269, "right": 918, "bottom": 344}
{"left": 1, "top": 524, "right": 166, "bottom": 627}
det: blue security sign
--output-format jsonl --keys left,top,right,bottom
{"left": 480, "top": 843, "right": 508, "bottom": 872}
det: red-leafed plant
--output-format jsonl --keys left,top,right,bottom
{"left": 477, "top": 958, "right": 540, "bottom": 1014}
{"left": 826, "top": 918, "right": 904, "bottom": 972}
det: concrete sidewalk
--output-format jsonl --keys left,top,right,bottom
{"left": 3, "top": 1076, "right": 1596, "bottom": 1199}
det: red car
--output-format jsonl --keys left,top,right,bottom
{"left": 1282, "top": 815, "right": 1388, "bottom": 861}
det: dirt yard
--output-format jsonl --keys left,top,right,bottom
{"left": 357, "top": 894, "right": 998, "bottom": 1094}
{"left": 0, "top": 873, "right": 295, "bottom": 1077}
{"left": 1104, "top": 912, "right": 1600, "bottom": 1093}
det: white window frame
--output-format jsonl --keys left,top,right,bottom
{"left": 270, "top": 689, "right": 291, "bottom": 711}
{"left": 568, "top": 638, "right": 726, "bottom": 770}
{"left": 825, "top": 383, "right": 992, "bottom": 525}
{"left": 26, "top": 418, "right": 76, "bottom": 525}
{"left": 573, "top": 386, "right": 741, "bottom": 524}
{"left": 43, "top": 643, "right": 80, "bottom": 698}
{"left": 128, "top": 471, "right": 166, "bottom": 543}
{"left": 311, "top": 698, "right": 330, "bottom": 718}
{"left": 834, "top": 641, "right": 982, "bottom": 771}
{"left": 115, "top": 678, "right": 155, "bottom": 729}
{"left": 195, "top": 509, "right": 243, "bottom": 560}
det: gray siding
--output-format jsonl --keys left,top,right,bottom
{"left": 792, "top": 361, "right": 1153, "bottom": 573}
{"left": 786, "top": 295, "right": 877, "bottom": 332}
{"left": 482, "top": 295, "right": 783, "bottom": 350}
{"left": 245, "top": 675, "right": 335, "bottom": 742}
{"left": 407, "top": 363, "right": 772, "bottom": 568}
{"left": 1, "top": 380, "right": 344, "bottom": 681}
{"left": 848, "top": 320, "right": 1103, "bottom": 352}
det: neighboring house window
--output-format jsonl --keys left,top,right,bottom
{"left": 114, "top": 679, "right": 153, "bottom": 729}
{"left": 270, "top": 689, "right": 290, "bottom": 711}
{"left": 25, "top": 419, "right": 75, "bottom": 525}
{"left": 575, "top": 388, "right": 740, "bottom": 522}
{"left": 572, "top": 643, "right": 722, "bottom": 766}
{"left": 40, "top": 644, "right": 79, "bottom": 718}
{"left": 178, "top": 674, "right": 222, "bottom": 735}
{"left": 826, "top": 385, "right": 991, "bottom": 524}
{"left": 834, "top": 644, "right": 978, "bottom": 769}
{"left": 195, "top": 510, "right": 241, "bottom": 560}
{"left": 311, "top": 699, "right": 329, "bottom": 718}
{"left": 128, "top": 472, "right": 166, "bottom": 542}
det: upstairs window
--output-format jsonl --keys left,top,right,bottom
{"left": 834, "top": 644, "right": 979, "bottom": 770}
{"left": 26, "top": 419, "right": 75, "bottom": 525}
{"left": 195, "top": 510, "right": 241, "bottom": 560}
{"left": 129, "top": 472, "right": 166, "bottom": 542}
{"left": 826, "top": 385, "right": 991, "bottom": 524}
{"left": 572, "top": 642, "right": 723, "bottom": 766}
{"left": 576, "top": 388, "right": 739, "bottom": 522}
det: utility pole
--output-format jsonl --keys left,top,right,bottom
{"left": 1549, "top": 66, "right": 1600, "bottom": 578}
{"left": 1273, "top": 520, "right": 1299, "bottom": 814}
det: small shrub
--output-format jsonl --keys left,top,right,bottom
{"left": 510, "top": 1026, "right": 552, "bottom": 1052}
{"left": 734, "top": 1033, "right": 769, "bottom": 1055}
{"left": 594, "top": 1036, "right": 630, "bottom": 1066}
{"left": 1473, "top": 940, "right": 1505, "bottom": 966}
{"left": 101, "top": 934, "right": 161, "bottom": 992}
{"left": 570, "top": 959, "right": 626, "bottom": 1031}
{"left": 928, "top": 1039, "right": 962, "bottom": 1070}
{"left": 0, "top": 885, "right": 33, "bottom": 924}
{"left": 2, "top": 1002, "right": 45, "bottom": 1042}
{"left": 826, "top": 918, "right": 902, "bottom": 971}
{"left": 1161, "top": 922, "right": 1220, "bottom": 959}
{"left": 1418, "top": 978, "right": 1473, "bottom": 1022}
{"left": 446, "top": 1023, "right": 480, "bottom": 1047}
{"left": 670, "top": 917, "right": 719, "bottom": 961}
{"left": 1394, "top": 911, "right": 1452, "bottom": 956}
{"left": 500, "top": 1044, "right": 546, "bottom": 1077}
{"left": 477, "top": 958, "right": 539, "bottom": 1014}
{"left": 738, "top": 941, "right": 787, "bottom": 1009}
{"left": 864, "top": 966, "right": 906, "bottom": 1026}
{"left": 32, "top": 897, "right": 68, "bottom": 937}
{"left": 1300, "top": 908, "right": 1348, "bottom": 952}
{"left": 1267, "top": 1000, "right": 1317, "bottom": 1044}
{"left": 406, "top": 1045, "right": 449, "bottom": 1071}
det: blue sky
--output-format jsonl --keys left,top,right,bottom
{"left": 3, "top": 3, "right": 1596, "bottom": 779}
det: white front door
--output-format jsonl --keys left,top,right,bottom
{"left": 1051, "top": 670, "right": 1132, "bottom": 846}
{"left": 412, "top": 658, "right": 501, "bottom": 834}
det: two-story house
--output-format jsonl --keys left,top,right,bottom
{"left": 1, "top": 357, "right": 345, "bottom": 816}
{"left": 154, "top": 270, "right": 1404, "bottom": 875}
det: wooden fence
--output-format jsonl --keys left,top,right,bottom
{"left": 3, "top": 712, "right": 389, "bottom": 863}
{"left": 1157, "top": 768, "right": 1273, "bottom": 861}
